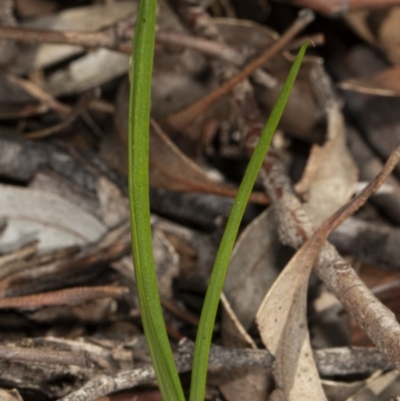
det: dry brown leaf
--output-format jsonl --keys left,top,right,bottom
{"left": 219, "top": 210, "right": 283, "bottom": 401}
{"left": 256, "top": 106, "right": 397, "bottom": 400}
{"left": 297, "top": 106, "right": 358, "bottom": 227}
{"left": 339, "top": 66, "right": 400, "bottom": 97}
{"left": 322, "top": 379, "right": 367, "bottom": 401}
{"left": 0, "top": 388, "right": 23, "bottom": 401}
{"left": 256, "top": 238, "right": 327, "bottom": 401}
{"left": 346, "top": 7, "right": 400, "bottom": 65}
{"left": 223, "top": 209, "right": 282, "bottom": 331}
{"left": 345, "top": 370, "right": 399, "bottom": 401}
{"left": 149, "top": 120, "right": 267, "bottom": 201}
{"left": 111, "top": 78, "right": 268, "bottom": 202}
{"left": 220, "top": 293, "right": 257, "bottom": 349}
{"left": 217, "top": 365, "right": 272, "bottom": 401}
{"left": 228, "top": 105, "right": 355, "bottom": 401}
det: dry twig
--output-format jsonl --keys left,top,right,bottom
{"left": 57, "top": 339, "right": 394, "bottom": 401}
{"left": 162, "top": 9, "right": 315, "bottom": 132}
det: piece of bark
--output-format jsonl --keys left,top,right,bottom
{"left": 0, "top": 222, "right": 131, "bottom": 298}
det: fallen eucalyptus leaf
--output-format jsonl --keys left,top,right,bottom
{"left": 0, "top": 184, "right": 107, "bottom": 252}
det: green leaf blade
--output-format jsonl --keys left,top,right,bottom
{"left": 128, "top": 1, "right": 185, "bottom": 401}
{"left": 189, "top": 42, "right": 309, "bottom": 401}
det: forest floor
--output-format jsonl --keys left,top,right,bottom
{"left": 1, "top": 0, "right": 400, "bottom": 400}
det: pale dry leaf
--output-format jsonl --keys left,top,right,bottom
{"left": 217, "top": 365, "right": 272, "bottom": 401}
{"left": 345, "top": 10, "right": 378, "bottom": 47}
{"left": 346, "top": 8, "right": 400, "bottom": 65}
{"left": 223, "top": 208, "right": 281, "bottom": 331}
{"left": 0, "top": 184, "right": 106, "bottom": 252}
{"left": 270, "top": 284, "right": 323, "bottom": 401}
{"left": 220, "top": 293, "right": 257, "bottom": 349}
{"left": 219, "top": 211, "right": 280, "bottom": 401}
{"left": 45, "top": 49, "right": 130, "bottom": 96}
{"left": 377, "top": 8, "right": 400, "bottom": 65}
{"left": 256, "top": 131, "right": 400, "bottom": 401}
{"left": 0, "top": 388, "right": 23, "bottom": 401}
{"left": 346, "top": 370, "right": 399, "bottom": 401}
{"left": 219, "top": 292, "right": 270, "bottom": 401}
{"left": 297, "top": 105, "right": 358, "bottom": 227}
{"left": 255, "top": 106, "right": 355, "bottom": 401}
{"left": 96, "top": 176, "right": 129, "bottom": 228}
{"left": 11, "top": 0, "right": 137, "bottom": 75}
{"left": 322, "top": 378, "right": 370, "bottom": 401}
{"left": 256, "top": 239, "right": 327, "bottom": 401}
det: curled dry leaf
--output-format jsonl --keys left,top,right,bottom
{"left": 256, "top": 105, "right": 357, "bottom": 401}
{"left": 149, "top": 120, "right": 267, "bottom": 202}
{"left": 256, "top": 236, "right": 328, "bottom": 401}
{"left": 111, "top": 82, "right": 269, "bottom": 202}
{"left": 257, "top": 138, "right": 400, "bottom": 400}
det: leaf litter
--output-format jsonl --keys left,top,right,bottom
{"left": 1, "top": 0, "right": 400, "bottom": 400}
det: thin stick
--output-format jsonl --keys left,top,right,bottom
{"left": 162, "top": 9, "right": 314, "bottom": 132}
{"left": 57, "top": 341, "right": 394, "bottom": 401}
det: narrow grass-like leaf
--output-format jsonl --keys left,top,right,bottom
{"left": 189, "top": 42, "right": 309, "bottom": 401}
{"left": 128, "top": 1, "right": 185, "bottom": 401}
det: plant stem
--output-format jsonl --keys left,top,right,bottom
{"left": 128, "top": 1, "right": 185, "bottom": 400}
